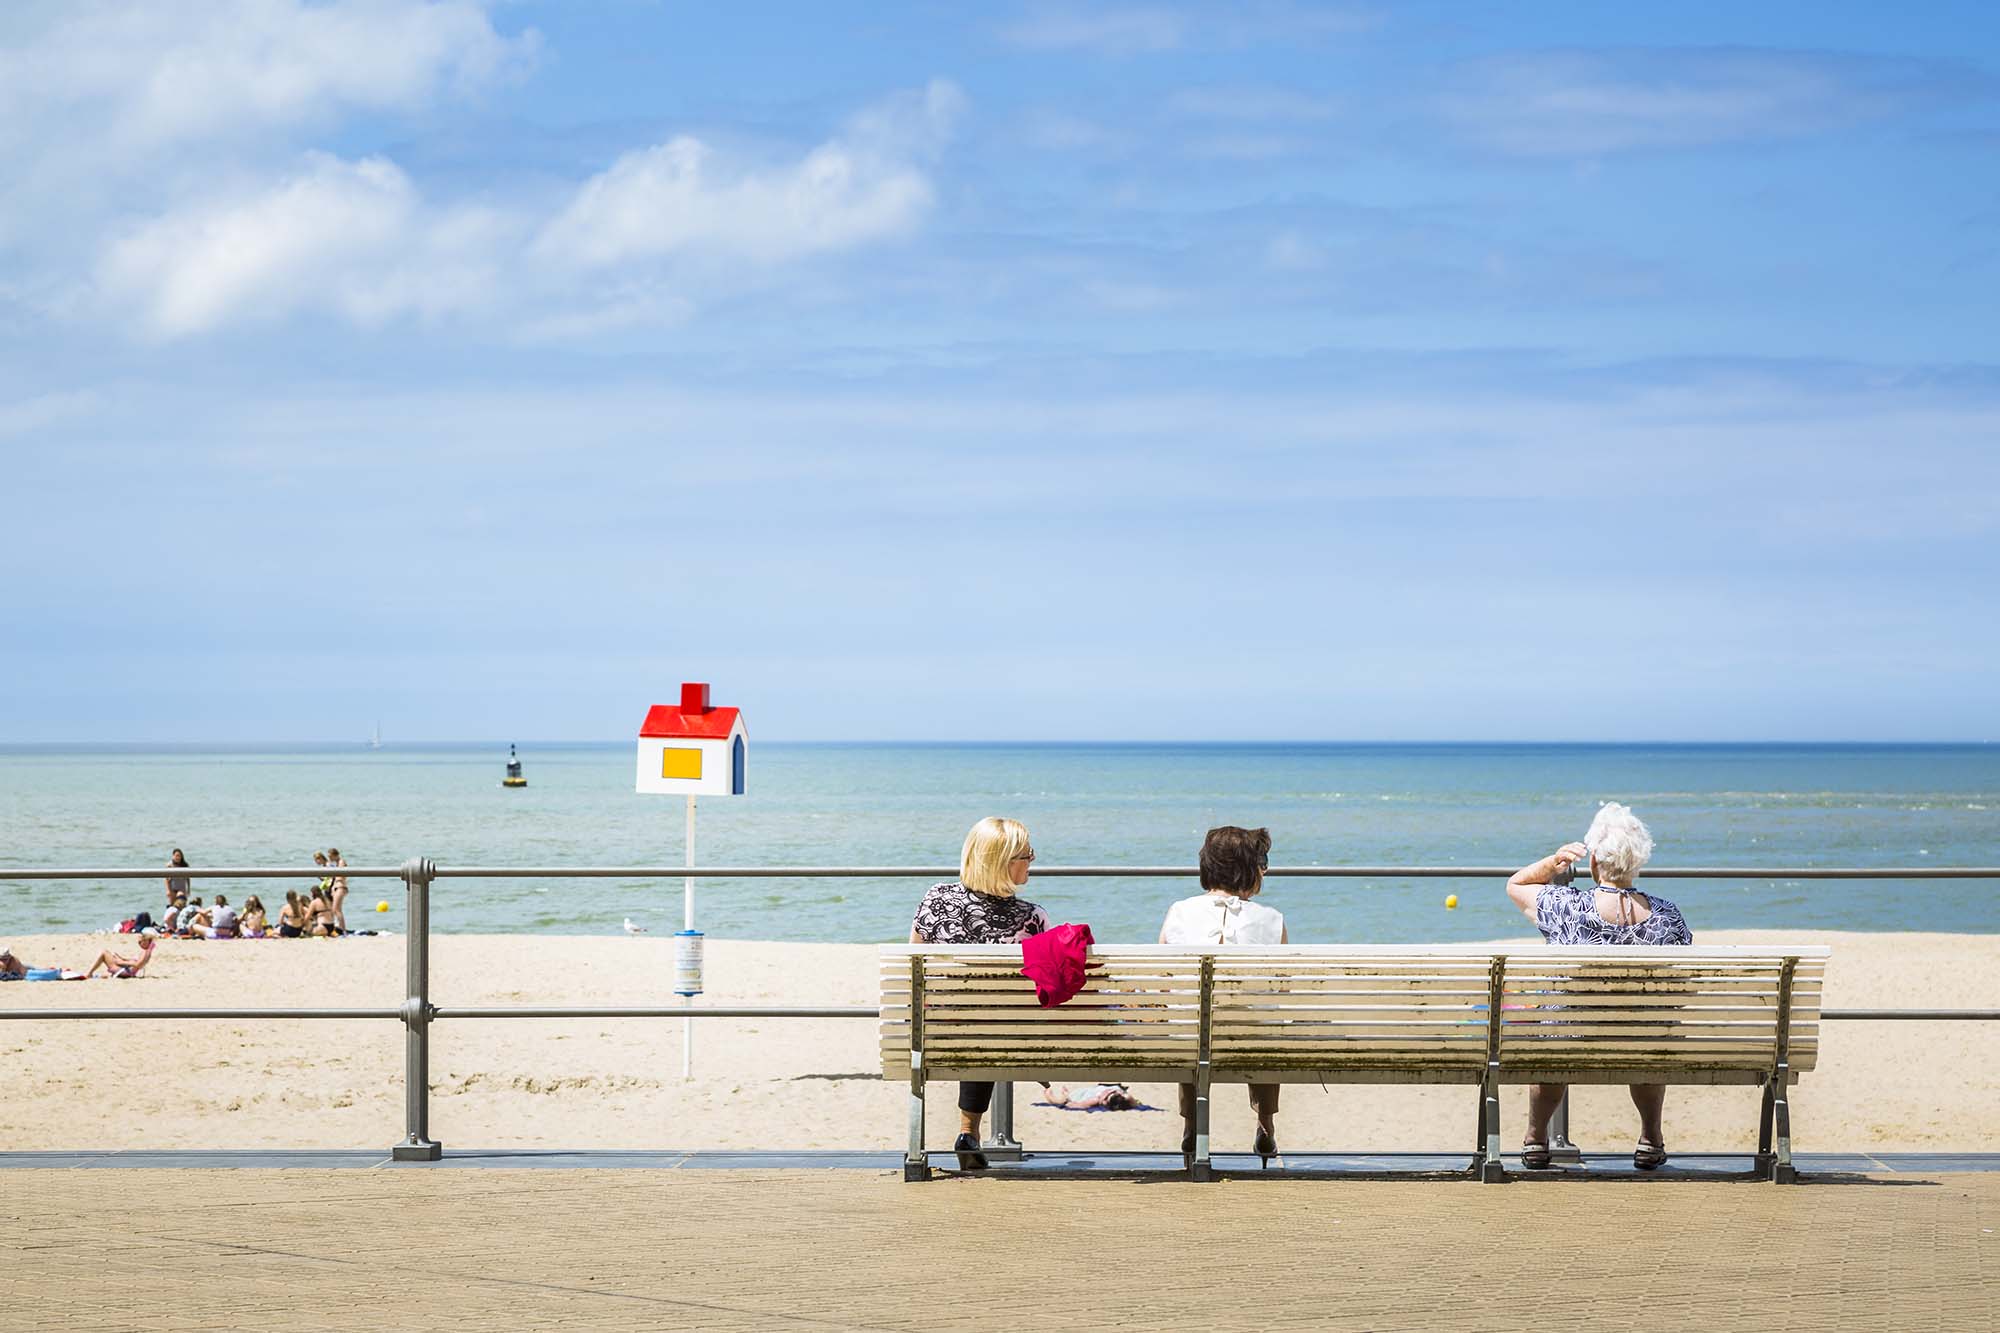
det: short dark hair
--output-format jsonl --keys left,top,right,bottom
{"left": 1199, "top": 826, "right": 1271, "bottom": 897}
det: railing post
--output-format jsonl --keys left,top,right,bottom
{"left": 391, "top": 857, "right": 442, "bottom": 1161}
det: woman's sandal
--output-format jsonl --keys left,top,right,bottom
{"left": 1520, "top": 1140, "right": 1553, "bottom": 1170}
{"left": 1633, "top": 1140, "right": 1668, "bottom": 1171}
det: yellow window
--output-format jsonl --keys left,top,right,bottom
{"left": 660, "top": 747, "right": 702, "bottom": 780}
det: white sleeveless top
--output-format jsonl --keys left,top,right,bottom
{"left": 1159, "top": 892, "right": 1285, "bottom": 946}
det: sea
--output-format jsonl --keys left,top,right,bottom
{"left": 2, "top": 743, "right": 1996, "bottom": 943}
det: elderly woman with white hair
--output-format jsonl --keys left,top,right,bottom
{"left": 1504, "top": 802, "right": 1693, "bottom": 1171}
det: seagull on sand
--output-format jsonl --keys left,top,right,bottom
{"left": 622, "top": 917, "right": 648, "bottom": 934}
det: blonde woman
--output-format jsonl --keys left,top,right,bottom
{"left": 909, "top": 817, "right": 1050, "bottom": 1170}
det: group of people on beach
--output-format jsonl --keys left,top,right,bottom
{"left": 2, "top": 847, "right": 358, "bottom": 983}
{"left": 157, "top": 847, "right": 351, "bottom": 940}
{"left": 911, "top": 804, "right": 1692, "bottom": 1175}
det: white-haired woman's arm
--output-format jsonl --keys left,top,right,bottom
{"left": 1505, "top": 842, "right": 1588, "bottom": 921}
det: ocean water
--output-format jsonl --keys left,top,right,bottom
{"left": 1, "top": 742, "right": 1996, "bottom": 942}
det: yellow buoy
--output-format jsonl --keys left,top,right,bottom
{"left": 1444, "top": 894, "right": 1459, "bottom": 910}
{"left": 376, "top": 900, "right": 390, "bottom": 913}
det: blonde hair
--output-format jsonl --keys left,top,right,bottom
{"left": 960, "top": 817, "right": 1032, "bottom": 897}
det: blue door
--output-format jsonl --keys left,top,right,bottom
{"left": 731, "top": 736, "right": 746, "bottom": 795}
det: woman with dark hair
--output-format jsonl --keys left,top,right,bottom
{"left": 1159, "top": 826, "right": 1286, "bottom": 1167}
{"left": 165, "top": 849, "right": 191, "bottom": 910}
{"left": 909, "top": 816, "right": 1050, "bottom": 1171}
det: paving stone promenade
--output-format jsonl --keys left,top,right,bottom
{"left": 4, "top": 1164, "right": 1997, "bottom": 1331}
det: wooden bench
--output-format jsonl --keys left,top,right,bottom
{"left": 881, "top": 943, "right": 1828, "bottom": 1181}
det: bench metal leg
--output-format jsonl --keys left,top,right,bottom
{"left": 983, "top": 1081, "right": 1024, "bottom": 1162}
{"left": 1770, "top": 1077, "right": 1798, "bottom": 1184}
{"left": 1548, "top": 1089, "right": 1582, "bottom": 1165}
{"left": 904, "top": 1056, "right": 930, "bottom": 1181}
{"left": 1476, "top": 1071, "right": 1506, "bottom": 1182}
{"left": 1754, "top": 1078, "right": 1777, "bottom": 1180}
{"left": 1190, "top": 1065, "right": 1215, "bottom": 1181}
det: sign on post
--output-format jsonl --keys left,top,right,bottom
{"left": 635, "top": 681, "right": 747, "bottom": 1077}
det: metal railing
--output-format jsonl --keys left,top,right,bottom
{"left": 2, "top": 860, "right": 1997, "bottom": 1161}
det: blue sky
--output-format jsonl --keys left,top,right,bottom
{"left": 3, "top": 1, "right": 1998, "bottom": 742}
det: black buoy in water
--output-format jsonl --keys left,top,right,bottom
{"left": 503, "top": 743, "right": 527, "bottom": 788}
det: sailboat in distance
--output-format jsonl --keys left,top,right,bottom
{"left": 503, "top": 743, "right": 527, "bottom": 788}
{"left": 369, "top": 722, "right": 382, "bottom": 750}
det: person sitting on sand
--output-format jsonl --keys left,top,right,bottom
{"left": 177, "top": 897, "right": 207, "bottom": 937}
{"left": 277, "top": 890, "right": 307, "bottom": 938}
{"left": 86, "top": 935, "right": 159, "bottom": 978}
{"left": 239, "top": 895, "right": 269, "bottom": 939}
{"left": 163, "top": 895, "right": 188, "bottom": 933}
{"left": 1504, "top": 802, "right": 1693, "bottom": 1171}
{"left": 308, "top": 886, "right": 339, "bottom": 936}
{"left": 192, "top": 894, "right": 239, "bottom": 939}
{"left": 1159, "top": 826, "right": 1287, "bottom": 1167}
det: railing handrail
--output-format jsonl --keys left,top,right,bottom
{"left": 3, "top": 856, "right": 1996, "bottom": 1162}
{"left": 5, "top": 863, "right": 1998, "bottom": 880}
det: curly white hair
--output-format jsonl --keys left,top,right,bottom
{"left": 1584, "top": 802, "right": 1654, "bottom": 885}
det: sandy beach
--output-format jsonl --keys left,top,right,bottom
{"left": 2, "top": 930, "right": 1994, "bottom": 1155}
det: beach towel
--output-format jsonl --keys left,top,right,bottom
{"left": 1020, "top": 922, "right": 1094, "bottom": 1007}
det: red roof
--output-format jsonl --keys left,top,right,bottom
{"left": 639, "top": 683, "right": 742, "bottom": 740}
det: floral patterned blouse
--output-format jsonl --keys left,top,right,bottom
{"left": 1535, "top": 883, "right": 1693, "bottom": 946}
{"left": 911, "top": 881, "right": 1050, "bottom": 944}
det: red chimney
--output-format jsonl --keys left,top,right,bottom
{"left": 679, "top": 682, "right": 711, "bottom": 714}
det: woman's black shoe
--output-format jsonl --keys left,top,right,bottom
{"left": 953, "top": 1133, "right": 989, "bottom": 1172}
{"left": 1253, "top": 1126, "right": 1278, "bottom": 1169}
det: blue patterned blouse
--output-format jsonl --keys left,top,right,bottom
{"left": 1534, "top": 884, "right": 1692, "bottom": 946}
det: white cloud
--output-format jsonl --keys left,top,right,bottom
{"left": 87, "top": 81, "right": 963, "bottom": 339}
{"left": 0, "top": 0, "right": 534, "bottom": 158}
{"left": 95, "top": 152, "right": 511, "bottom": 336}
{"left": 1440, "top": 48, "right": 1967, "bottom": 157}
{"left": 535, "top": 80, "right": 963, "bottom": 270}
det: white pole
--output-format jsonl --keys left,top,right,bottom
{"left": 683, "top": 794, "right": 696, "bottom": 1079}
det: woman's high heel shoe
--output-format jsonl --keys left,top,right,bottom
{"left": 953, "top": 1132, "right": 988, "bottom": 1172}
{"left": 1253, "top": 1126, "right": 1278, "bottom": 1169}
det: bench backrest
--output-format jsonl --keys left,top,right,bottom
{"left": 881, "top": 944, "right": 1827, "bottom": 1085}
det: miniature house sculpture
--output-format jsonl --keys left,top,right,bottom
{"left": 635, "top": 682, "right": 746, "bottom": 796}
